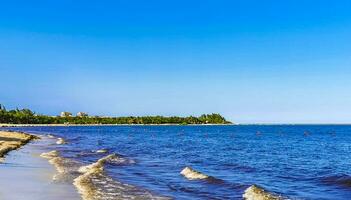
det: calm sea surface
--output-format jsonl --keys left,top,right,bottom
{"left": 3, "top": 125, "right": 351, "bottom": 199}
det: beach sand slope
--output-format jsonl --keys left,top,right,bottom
{"left": 0, "top": 131, "right": 39, "bottom": 158}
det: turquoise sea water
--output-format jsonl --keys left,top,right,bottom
{"left": 2, "top": 125, "right": 351, "bottom": 199}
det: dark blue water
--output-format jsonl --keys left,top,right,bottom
{"left": 3, "top": 125, "right": 351, "bottom": 199}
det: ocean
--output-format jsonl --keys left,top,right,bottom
{"left": 2, "top": 125, "right": 351, "bottom": 199}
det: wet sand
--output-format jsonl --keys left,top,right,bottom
{"left": 0, "top": 131, "right": 79, "bottom": 200}
{"left": 0, "top": 131, "right": 39, "bottom": 157}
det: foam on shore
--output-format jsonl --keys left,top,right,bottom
{"left": 40, "top": 150, "right": 59, "bottom": 159}
{"left": 243, "top": 185, "right": 282, "bottom": 200}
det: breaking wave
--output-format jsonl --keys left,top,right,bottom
{"left": 95, "top": 149, "right": 108, "bottom": 153}
{"left": 243, "top": 185, "right": 283, "bottom": 200}
{"left": 40, "top": 150, "right": 81, "bottom": 182}
{"left": 41, "top": 150, "right": 167, "bottom": 200}
{"left": 47, "top": 134, "right": 56, "bottom": 139}
{"left": 180, "top": 166, "right": 210, "bottom": 180}
{"left": 180, "top": 166, "right": 223, "bottom": 184}
{"left": 56, "top": 137, "right": 66, "bottom": 145}
{"left": 78, "top": 153, "right": 135, "bottom": 173}
{"left": 74, "top": 154, "right": 169, "bottom": 200}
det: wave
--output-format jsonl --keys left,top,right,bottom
{"left": 78, "top": 154, "right": 116, "bottom": 173}
{"left": 180, "top": 166, "right": 224, "bottom": 184}
{"left": 321, "top": 174, "right": 351, "bottom": 188}
{"left": 243, "top": 185, "right": 283, "bottom": 200}
{"left": 40, "top": 150, "right": 59, "bottom": 159}
{"left": 49, "top": 157, "right": 82, "bottom": 181}
{"left": 77, "top": 153, "right": 135, "bottom": 174}
{"left": 40, "top": 150, "right": 81, "bottom": 182}
{"left": 56, "top": 137, "right": 66, "bottom": 145}
{"left": 74, "top": 154, "right": 169, "bottom": 200}
{"left": 41, "top": 148, "right": 168, "bottom": 200}
{"left": 180, "top": 166, "right": 209, "bottom": 180}
{"left": 47, "top": 134, "right": 56, "bottom": 139}
{"left": 95, "top": 149, "right": 108, "bottom": 153}
{"left": 42, "top": 134, "right": 66, "bottom": 146}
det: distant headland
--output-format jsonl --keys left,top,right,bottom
{"left": 0, "top": 104, "right": 231, "bottom": 125}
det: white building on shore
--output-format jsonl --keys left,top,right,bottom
{"left": 60, "top": 112, "right": 72, "bottom": 117}
{"left": 77, "top": 112, "right": 88, "bottom": 117}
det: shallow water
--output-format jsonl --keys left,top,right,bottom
{"left": 2, "top": 125, "right": 351, "bottom": 199}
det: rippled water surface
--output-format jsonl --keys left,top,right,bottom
{"left": 3, "top": 125, "right": 351, "bottom": 199}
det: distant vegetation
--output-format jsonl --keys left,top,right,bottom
{"left": 0, "top": 104, "right": 231, "bottom": 125}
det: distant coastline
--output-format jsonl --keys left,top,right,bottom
{"left": 0, "top": 123, "right": 234, "bottom": 127}
{"left": 3, "top": 122, "right": 350, "bottom": 127}
{"left": 0, "top": 104, "right": 231, "bottom": 125}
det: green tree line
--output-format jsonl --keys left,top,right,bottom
{"left": 0, "top": 104, "right": 231, "bottom": 125}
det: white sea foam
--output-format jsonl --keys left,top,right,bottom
{"left": 243, "top": 185, "right": 282, "bottom": 200}
{"left": 74, "top": 154, "right": 168, "bottom": 200}
{"left": 180, "top": 166, "right": 209, "bottom": 180}
{"left": 95, "top": 149, "right": 108, "bottom": 153}
{"left": 41, "top": 150, "right": 166, "bottom": 199}
{"left": 40, "top": 150, "right": 81, "bottom": 182}
{"left": 78, "top": 153, "right": 135, "bottom": 174}
{"left": 47, "top": 134, "right": 55, "bottom": 139}
{"left": 56, "top": 138, "right": 66, "bottom": 145}
{"left": 40, "top": 150, "right": 59, "bottom": 159}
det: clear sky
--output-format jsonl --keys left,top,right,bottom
{"left": 1, "top": 0, "right": 351, "bottom": 124}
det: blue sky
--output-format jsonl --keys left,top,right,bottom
{"left": 1, "top": 0, "right": 351, "bottom": 123}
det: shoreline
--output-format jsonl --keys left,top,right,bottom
{"left": 0, "top": 130, "right": 171, "bottom": 200}
{"left": 0, "top": 130, "right": 170, "bottom": 200}
{"left": 0, "top": 129, "right": 283, "bottom": 199}
{"left": 0, "top": 131, "right": 39, "bottom": 158}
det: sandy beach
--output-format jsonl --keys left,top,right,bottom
{"left": 0, "top": 131, "right": 39, "bottom": 158}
